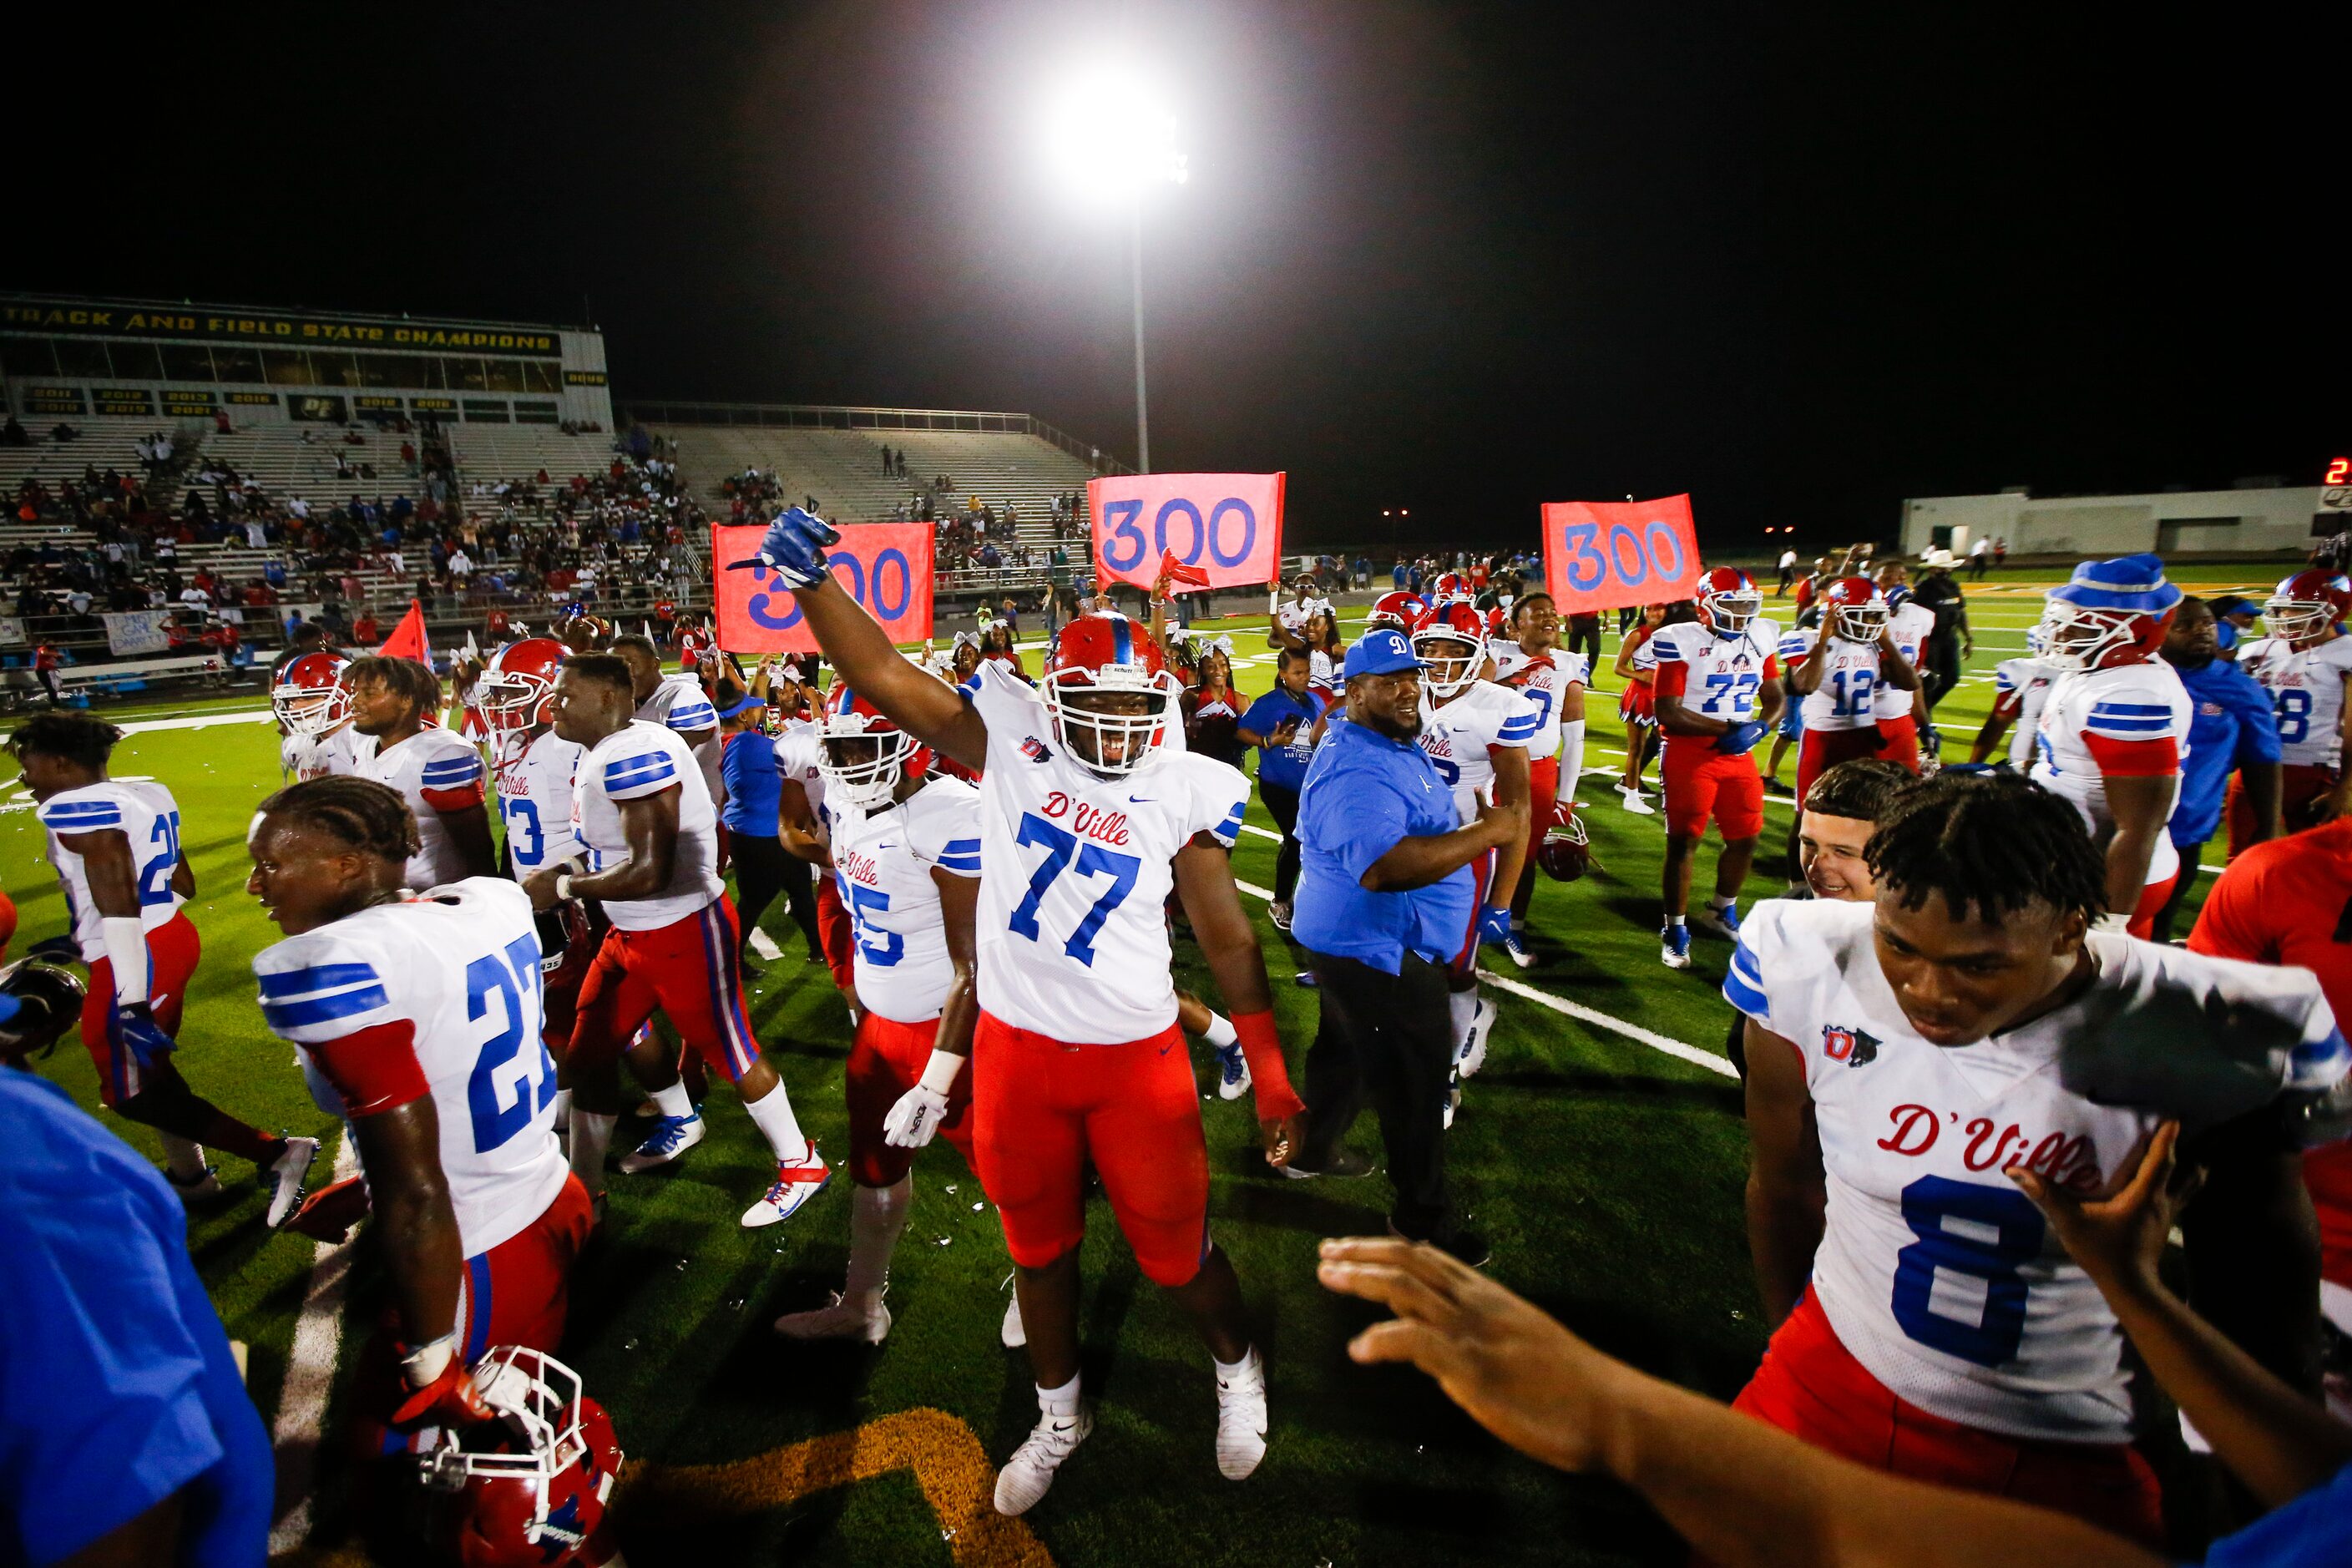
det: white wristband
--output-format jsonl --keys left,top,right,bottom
{"left": 554, "top": 873, "right": 575, "bottom": 903}
{"left": 402, "top": 1333, "right": 457, "bottom": 1388}
{"left": 916, "top": 1050, "right": 965, "bottom": 1096}
{"left": 101, "top": 917, "right": 149, "bottom": 1005}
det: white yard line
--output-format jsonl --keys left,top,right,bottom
{"left": 269, "top": 1132, "right": 362, "bottom": 1558}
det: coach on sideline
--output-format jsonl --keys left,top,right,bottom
{"left": 1289, "top": 625, "right": 1524, "bottom": 1267}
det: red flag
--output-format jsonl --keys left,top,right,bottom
{"left": 1158, "top": 548, "right": 1212, "bottom": 591}
{"left": 377, "top": 599, "right": 432, "bottom": 665}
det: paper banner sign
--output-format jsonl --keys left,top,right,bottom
{"left": 1088, "top": 473, "right": 1285, "bottom": 592}
{"left": 713, "top": 523, "right": 934, "bottom": 654}
{"left": 1539, "top": 495, "right": 1703, "bottom": 615}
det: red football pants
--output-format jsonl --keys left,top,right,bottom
{"left": 1525, "top": 756, "right": 1560, "bottom": 852}
{"left": 1662, "top": 740, "right": 1765, "bottom": 842}
{"left": 82, "top": 910, "right": 200, "bottom": 1106}
{"left": 2127, "top": 868, "right": 2177, "bottom": 942}
{"left": 2226, "top": 763, "right": 2339, "bottom": 861}
{"left": 815, "top": 873, "right": 858, "bottom": 995}
{"left": 1794, "top": 726, "right": 1891, "bottom": 803}
{"left": 847, "top": 1011, "right": 975, "bottom": 1188}
{"left": 1449, "top": 846, "right": 1499, "bottom": 975}
{"left": 569, "top": 897, "right": 763, "bottom": 1082}
{"left": 1874, "top": 712, "right": 1920, "bottom": 771}
{"left": 970, "top": 1011, "right": 1211, "bottom": 1287}
{"left": 1732, "top": 1287, "right": 2163, "bottom": 1549}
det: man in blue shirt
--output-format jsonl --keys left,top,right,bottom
{"left": 1290, "top": 627, "right": 1524, "bottom": 1265}
{"left": 0, "top": 1037, "right": 272, "bottom": 1566}
{"left": 2152, "top": 596, "right": 2281, "bottom": 941}
{"left": 1237, "top": 648, "right": 1330, "bottom": 929}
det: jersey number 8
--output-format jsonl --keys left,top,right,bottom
{"left": 1889, "top": 1176, "right": 2045, "bottom": 1368}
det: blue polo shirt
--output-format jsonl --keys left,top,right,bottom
{"left": 720, "top": 728, "right": 783, "bottom": 835}
{"left": 2169, "top": 655, "right": 2281, "bottom": 848}
{"left": 1292, "top": 716, "right": 1474, "bottom": 972}
{"left": 1240, "top": 686, "right": 1328, "bottom": 793}
{"left": 0, "top": 1074, "right": 271, "bottom": 1568}
{"left": 2207, "top": 1462, "right": 2352, "bottom": 1567}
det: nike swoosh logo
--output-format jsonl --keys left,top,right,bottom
{"left": 1128, "top": 796, "right": 1157, "bottom": 804}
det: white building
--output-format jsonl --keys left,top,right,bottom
{"left": 1901, "top": 483, "right": 2330, "bottom": 559}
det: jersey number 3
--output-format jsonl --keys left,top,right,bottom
{"left": 1010, "top": 812, "right": 1141, "bottom": 967}
{"left": 1889, "top": 1176, "right": 2044, "bottom": 1368}
{"left": 466, "top": 933, "right": 557, "bottom": 1153}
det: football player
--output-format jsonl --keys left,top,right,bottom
{"left": 1649, "top": 568, "right": 1783, "bottom": 968}
{"left": 1730, "top": 771, "right": 2342, "bottom": 1545}
{"left": 1968, "top": 623, "right": 2058, "bottom": 767}
{"left": 1779, "top": 576, "right": 1920, "bottom": 801}
{"left": 12, "top": 713, "right": 316, "bottom": 1214}
{"left": 245, "top": 778, "right": 593, "bottom": 1453}
{"left": 1869, "top": 570, "right": 1940, "bottom": 771}
{"left": 775, "top": 702, "right": 861, "bottom": 1000}
{"left": 741, "top": 510, "right": 1307, "bottom": 1515}
{"left": 273, "top": 650, "right": 364, "bottom": 781}
{"left": 2228, "top": 568, "right": 2352, "bottom": 856}
{"left": 520, "top": 654, "right": 828, "bottom": 1227}
{"left": 346, "top": 655, "right": 499, "bottom": 888}
{"left": 612, "top": 633, "right": 722, "bottom": 809}
{"left": 2030, "top": 555, "right": 2191, "bottom": 937}
{"left": 1489, "top": 590, "right": 1589, "bottom": 968}
{"left": 1410, "top": 602, "right": 1537, "bottom": 1104}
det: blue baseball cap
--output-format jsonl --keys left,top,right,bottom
{"left": 1343, "top": 625, "right": 1429, "bottom": 680}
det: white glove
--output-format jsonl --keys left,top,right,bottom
{"left": 883, "top": 1050, "right": 965, "bottom": 1148}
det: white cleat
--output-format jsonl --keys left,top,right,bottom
{"left": 774, "top": 1291, "right": 890, "bottom": 1344}
{"left": 1618, "top": 787, "right": 1657, "bottom": 816}
{"left": 1214, "top": 1348, "right": 1270, "bottom": 1480}
{"left": 994, "top": 1408, "right": 1092, "bottom": 1515}
{"left": 264, "top": 1135, "right": 322, "bottom": 1229}
{"left": 618, "top": 1112, "right": 706, "bottom": 1173}
{"left": 1001, "top": 1292, "right": 1028, "bottom": 1349}
{"left": 741, "top": 1145, "right": 832, "bottom": 1228}
{"left": 1454, "top": 995, "right": 1498, "bottom": 1079}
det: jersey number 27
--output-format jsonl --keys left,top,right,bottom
{"left": 466, "top": 932, "right": 557, "bottom": 1153}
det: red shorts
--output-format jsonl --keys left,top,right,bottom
{"left": 1525, "top": 756, "right": 1560, "bottom": 858}
{"left": 536, "top": 903, "right": 599, "bottom": 1055}
{"left": 847, "top": 1011, "right": 974, "bottom": 1188}
{"left": 1661, "top": 741, "right": 1765, "bottom": 841}
{"left": 458, "top": 1174, "right": 595, "bottom": 1362}
{"left": 1449, "top": 846, "right": 1498, "bottom": 975}
{"left": 2226, "top": 763, "right": 2339, "bottom": 860}
{"left": 569, "top": 897, "right": 764, "bottom": 1082}
{"left": 970, "top": 1011, "right": 1211, "bottom": 1288}
{"left": 814, "top": 873, "right": 858, "bottom": 995}
{"left": 1732, "top": 1287, "right": 2162, "bottom": 1549}
{"left": 1874, "top": 712, "right": 1920, "bottom": 771}
{"left": 2127, "top": 869, "right": 2177, "bottom": 942}
{"left": 82, "top": 910, "right": 200, "bottom": 1106}
{"left": 1795, "top": 726, "right": 1891, "bottom": 803}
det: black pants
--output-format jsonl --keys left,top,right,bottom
{"left": 1302, "top": 950, "right": 1457, "bottom": 1243}
{"left": 2148, "top": 840, "right": 2205, "bottom": 945}
{"left": 1565, "top": 620, "right": 1601, "bottom": 672}
{"left": 1923, "top": 633, "right": 1964, "bottom": 711}
{"left": 730, "top": 832, "right": 821, "bottom": 957}
{"left": 1260, "top": 780, "right": 1303, "bottom": 903}
{"left": 37, "top": 669, "right": 60, "bottom": 706}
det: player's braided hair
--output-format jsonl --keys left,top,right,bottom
{"left": 6, "top": 711, "right": 122, "bottom": 770}
{"left": 258, "top": 776, "right": 421, "bottom": 863}
{"left": 344, "top": 654, "right": 442, "bottom": 715}
{"left": 560, "top": 652, "right": 635, "bottom": 697}
{"left": 1864, "top": 771, "right": 2104, "bottom": 925}
{"left": 1803, "top": 757, "right": 1914, "bottom": 825}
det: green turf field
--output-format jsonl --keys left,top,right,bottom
{"left": 0, "top": 564, "right": 2274, "bottom": 1566}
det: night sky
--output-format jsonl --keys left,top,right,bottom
{"left": 15, "top": 3, "right": 2340, "bottom": 549}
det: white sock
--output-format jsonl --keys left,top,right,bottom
{"left": 1666, "top": 914, "right": 1687, "bottom": 931}
{"left": 1448, "top": 988, "right": 1478, "bottom": 1050}
{"left": 1213, "top": 1347, "right": 1260, "bottom": 1383}
{"left": 1201, "top": 1011, "right": 1237, "bottom": 1049}
{"left": 846, "top": 1177, "right": 912, "bottom": 1307}
{"left": 570, "top": 1111, "right": 615, "bottom": 1196}
{"left": 1558, "top": 721, "right": 1587, "bottom": 805}
{"left": 158, "top": 1132, "right": 208, "bottom": 1179}
{"left": 743, "top": 1080, "right": 810, "bottom": 1165}
{"left": 650, "top": 1080, "right": 695, "bottom": 1120}
{"left": 1709, "top": 893, "right": 1735, "bottom": 912}
{"left": 1038, "top": 1373, "right": 1082, "bottom": 1420}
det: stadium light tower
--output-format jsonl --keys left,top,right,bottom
{"left": 1043, "top": 64, "right": 1189, "bottom": 473}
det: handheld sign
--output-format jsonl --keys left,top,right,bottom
{"left": 1089, "top": 473, "right": 1285, "bottom": 592}
{"left": 713, "top": 523, "right": 933, "bottom": 654}
{"left": 1540, "top": 495, "right": 1702, "bottom": 615}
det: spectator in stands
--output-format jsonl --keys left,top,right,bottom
{"left": 32, "top": 642, "right": 63, "bottom": 708}
{"left": 1, "top": 416, "right": 25, "bottom": 447}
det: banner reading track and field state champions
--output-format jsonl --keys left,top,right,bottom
{"left": 1088, "top": 473, "right": 1285, "bottom": 593}
{"left": 1540, "top": 494, "right": 1703, "bottom": 616}
{"left": 714, "top": 523, "right": 933, "bottom": 654}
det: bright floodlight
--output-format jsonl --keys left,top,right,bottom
{"left": 1043, "top": 63, "right": 1189, "bottom": 207}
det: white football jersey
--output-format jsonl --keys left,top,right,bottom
{"left": 823, "top": 776, "right": 984, "bottom": 1024}
{"left": 1992, "top": 656, "right": 2060, "bottom": 768}
{"left": 1778, "top": 627, "right": 1889, "bottom": 732}
{"left": 1728, "top": 898, "right": 2342, "bottom": 1443}
{"left": 2236, "top": 635, "right": 2352, "bottom": 770}
{"left": 965, "top": 662, "right": 1248, "bottom": 1043}
{"left": 1648, "top": 619, "right": 1782, "bottom": 747}
{"left": 253, "top": 878, "right": 567, "bottom": 1257}
{"left": 1488, "top": 644, "right": 1591, "bottom": 761}
{"left": 1419, "top": 679, "right": 1542, "bottom": 823}
{"left": 281, "top": 723, "right": 362, "bottom": 782}
{"left": 493, "top": 727, "right": 585, "bottom": 873}
{"left": 2031, "top": 660, "right": 2193, "bottom": 888}
{"left": 355, "top": 727, "right": 488, "bottom": 893}
{"left": 773, "top": 720, "right": 828, "bottom": 820}
{"left": 636, "top": 673, "right": 723, "bottom": 807}
{"left": 34, "top": 781, "right": 186, "bottom": 963}
{"left": 573, "top": 721, "right": 723, "bottom": 930}
{"left": 1873, "top": 603, "right": 1937, "bottom": 721}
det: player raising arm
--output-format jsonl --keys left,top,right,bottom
{"left": 736, "top": 508, "right": 1306, "bottom": 1515}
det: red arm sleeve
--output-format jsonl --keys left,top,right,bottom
{"left": 306, "top": 1019, "right": 431, "bottom": 1117}
{"left": 2081, "top": 731, "right": 2179, "bottom": 778}
{"left": 1651, "top": 660, "right": 1690, "bottom": 701}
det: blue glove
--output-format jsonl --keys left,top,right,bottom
{"left": 113, "top": 1002, "right": 178, "bottom": 1070}
{"left": 1477, "top": 905, "right": 1514, "bottom": 947}
{"left": 727, "top": 507, "right": 838, "bottom": 588}
{"left": 1715, "top": 721, "right": 1768, "bottom": 756}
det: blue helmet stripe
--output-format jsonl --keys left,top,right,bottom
{"left": 1110, "top": 617, "right": 1135, "bottom": 665}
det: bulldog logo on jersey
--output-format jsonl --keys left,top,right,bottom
{"left": 1822, "top": 1024, "right": 1880, "bottom": 1067}
{"left": 1021, "top": 735, "right": 1055, "bottom": 763}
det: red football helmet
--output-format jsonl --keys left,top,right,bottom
{"left": 2263, "top": 569, "right": 2352, "bottom": 646}
{"left": 1821, "top": 577, "right": 1889, "bottom": 643}
{"left": 817, "top": 680, "right": 933, "bottom": 809}
{"left": 422, "top": 1348, "right": 625, "bottom": 1568}
{"left": 1367, "top": 590, "right": 1427, "bottom": 631}
{"left": 1429, "top": 572, "right": 1469, "bottom": 605}
{"left": 478, "top": 638, "right": 568, "bottom": 732}
{"left": 1411, "top": 602, "right": 1490, "bottom": 700}
{"left": 1042, "top": 614, "right": 1182, "bottom": 777}
{"left": 1535, "top": 807, "right": 1591, "bottom": 883}
{"left": 1696, "top": 567, "right": 1763, "bottom": 636}
{"left": 271, "top": 651, "right": 352, "bottom": 736}
{"left": 1484, "top": 605, "right": 1510, "bottom": 639}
